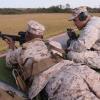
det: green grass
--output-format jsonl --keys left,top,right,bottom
{"left": 0, "top": 58, "right": 16, "bottom": 86}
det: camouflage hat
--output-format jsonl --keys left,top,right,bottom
{"left": 69, "top": 6, "right": 88, "bottom": 21}
{"left": 27, "top": 20, "right": 45, "bottom": 35}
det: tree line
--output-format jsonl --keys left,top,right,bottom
{"left": 0, "top": 6, "right": 100, "bottom": 14}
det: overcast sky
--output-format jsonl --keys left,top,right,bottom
{"left": 0, "top": 0, "right": 100, "bottom": 8}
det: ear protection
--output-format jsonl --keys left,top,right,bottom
{"left": 78, "top": 12, "right": 87, "bottom": 21}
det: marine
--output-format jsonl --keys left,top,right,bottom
{"left": 67, "top": 6, "right": 100, "bottom": 69}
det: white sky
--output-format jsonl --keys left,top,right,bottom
{"left": 0, "top": 0, "right": 100, "bottom": 8}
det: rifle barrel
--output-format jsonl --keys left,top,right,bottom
{"left": 0, "top": 32, "right": 26, "bottom": 45}
{"left": 0, "top": 32, "right": 20, "bottom": 41}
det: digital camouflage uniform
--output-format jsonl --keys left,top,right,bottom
{"left": 29, "top": 60, "right": 100, "bottom": 100}
{"left": 6, "top": 20, "right": 64, "bottom": 99}
{"left": 6, "top": 36, "right": 65, "bottom": 100}
{"left": 67, "top": 13, "right": 100, "bottom": 69}
{"left": 6, "top": 51, "right": 100, "bottom": 100}
{"left": 6, "top": 38, "right": 52, "bottom": 79}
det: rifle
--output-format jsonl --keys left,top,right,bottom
{"left": 67, "top": 28, "right": 79, "bottom": 47}
{"left": 0, "top": 31, "right": 26, "bottom": 45}
{"left": 67, "top": 28, "right": 78, "bottom": 40}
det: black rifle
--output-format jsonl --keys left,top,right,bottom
{"left": 0, "top": 31, "right": 26, "bottom": 45}
{"left": 67, "top": 28, "right": 78, "bottom": 40}
{"left": 67, "top": 28, "right": 79, "bottom": 47}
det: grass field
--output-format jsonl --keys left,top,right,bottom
{"left": 0, "top": 13, "right": 100, "bottom": 51}
{"left": 0, "top": 13, "right": 72, "bottom": 51}
{"left": 0, "top": 58, "right": 16, "bottom": 86}
{"left": 0, "top": 13, "right": 73, "bottom": 37}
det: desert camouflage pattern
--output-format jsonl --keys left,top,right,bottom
{"left": 21, "top": 38, "right": 51, "bottom": 63}
{"left": 6, "top": 38, "right": 52, "bottom": 79}
{"left": 6, "top": 48, "right": 22, "bottom": 68}
{"left": 28, "top": 60, "right": 72, "bottom": 99}
{"left": 28, "top": 60, "right": 100, "bottom": 100}
{"left": 27, "top": 20, "right": 45, "bottom": 35}
{"left": 67, "top": 16, "right": 100, "bottom": 69}
{"left": 6, "top": 38, "right": 50, "bottom": 67}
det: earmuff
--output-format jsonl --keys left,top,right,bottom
{"left": 78, "top": 12, "right": 87, "bottom": 21}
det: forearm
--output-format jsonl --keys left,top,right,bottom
{"left": 6, "top": 48, "right": 21, "bottom": 68}
{"left": 68, "top": 40, "right": 87, "bottom": 52}
{"left": 68, "top": 27, "right": 99, "bottom": 52}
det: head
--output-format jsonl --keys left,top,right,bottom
{"left": 69, "top": 6, "right": 91, "bottom": 30}
{"left": 25, "top": 20, "right": 45, "bottom": 42}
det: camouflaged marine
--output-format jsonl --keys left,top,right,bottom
{"left": 67, "top": 6, "right": 100, "bottom": 69}
{"left": 5, "top": 20, "right": 64, "bottom": 99}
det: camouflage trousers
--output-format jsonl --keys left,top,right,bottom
{"left": 29, "top": 60, "right": 100, "bottom": 100}
{"left": 67, "top": 50, "right": 100, "bottom": 69}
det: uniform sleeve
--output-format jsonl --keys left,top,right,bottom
{"left": 23, "top": 58, "right": 33, "bottom": 79}
{"left": 68, "top": 26, "right": 99, "bottom": 52}
{"left": 6, "top": 48, "right": 22, "bottom": 68}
